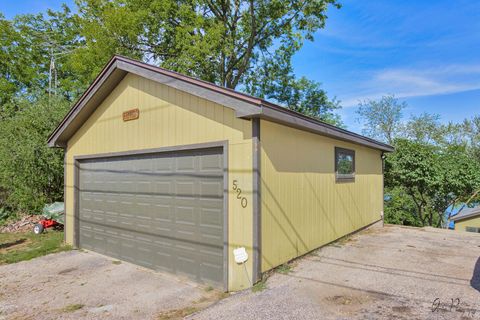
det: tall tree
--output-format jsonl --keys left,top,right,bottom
{"left": 68, "top": 0, "right": 342, "bottom": 124}
{"left": 385, "top": 139, "right": 480, "bottom": 227}
{"left": 74, "top": 0, "right": 340, "bottom": 87}
{"left": 0, "top": 6, "right": 80, "bottom": 106}
{"left": 356, "top": 95, "right": 405, "bottom": 144}
{"left": 461, "top": 116, "right": 480, "bottom": 161}
{"left": 244, "top": 43, "right": 342, "bottom": 124}
{"left": 0, "top": 14, "right": 21, "bottom": 106}
{"left": 403, "top": 113, "right": 442, "bottom": 144}
{"left": 1, "top": 1, "right": 343, "bottom": 124}
{"left": 0, "top": 96, "right": 69, "bottom": 212}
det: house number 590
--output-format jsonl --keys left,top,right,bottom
{"left": 232, "top": 180, "right": 248, "bottom": 208}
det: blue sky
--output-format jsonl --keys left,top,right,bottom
{"left": 3, "top": 0, "right": 480, "bottom": 132}
{"left": 1, "top": 0, "right": 70, "bottom": 18}
{"left": 295, "top": 0, "right": 480, "bottom": 130}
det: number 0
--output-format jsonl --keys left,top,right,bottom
{"left": 241, "top": 197, "right": 247, "bottom": 208}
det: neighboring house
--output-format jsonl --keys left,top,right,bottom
{"left": 451, "top": 206, "right": 480, "bottom": 233}
{"left": 47, "top": 55, "right": 394, "bottom": 291}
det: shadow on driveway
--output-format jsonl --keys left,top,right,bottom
{"left": 471, "top": 257, "right": 480, "bottom": 292}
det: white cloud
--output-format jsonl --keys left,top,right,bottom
{"left": 341, "top": 64, "right": 480, "bottom": 107}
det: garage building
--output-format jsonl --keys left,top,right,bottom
{"left": 48, "top": 55, "right": 394, "bottom": 291}
{"left": 451, "top": 206, "right": 480, "bottom": 233}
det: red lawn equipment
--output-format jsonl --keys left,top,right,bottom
{"left": 33, "top": 202, "right": 65, "bottom": 234}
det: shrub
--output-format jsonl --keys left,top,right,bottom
{"left": 0, "top": 96, "right": 69, "bottom": 213}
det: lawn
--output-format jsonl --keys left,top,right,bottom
{"left": 0, "top": 231, "right": 71, "bottom": 264}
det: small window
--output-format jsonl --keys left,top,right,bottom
{"left": 335, "top": 147, "right": 355, "bottom": 182}
{"left": 465, "top": 226, "right": 480, "bottom": 233}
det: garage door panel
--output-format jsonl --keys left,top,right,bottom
{"left": 176, "top": 153, "right": 198, "bottom": 169}
{"left": 154, "top": 180, "right": 173, "bottom": 194}
{"left": 176, "top": 256, "right": 198, "bottom": 278}
{"left": 199, "top": 181, "right": 223, "bottom": 198}
{"left": 200, "top": 225, "right": 223, "bottom": 235}
{"left": 199, "top": 230, "right": 223, "bottom": 243}
{"left": 79, "top": 226, "right": 107, "bottom": 253}
{"left": 153, "top": 207, "right": 174, "bottom": 223}
{"left": 81, "top": 192, "right": 112, "bottom": 213}
{"left": 175, "top": 180, "right": 195, "bottom": 197}
{"left": 201, "top": 263, "right": 223, "bottom": 281}
{"left": 153, "top": 158, "right": 175, "bottom": 172}
{"left": 175, "top": 212, "right": 196, "bottom": 227}
{"left": 78, "top": 147, "right": 224, "bottom": 286}
{"left": 199, "top": 152, "right": 223, "bottom": 170}
{"left": 200, "top": 207, "right": 223, "bottom": 226}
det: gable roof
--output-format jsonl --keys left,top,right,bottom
{"left": 450, "top": 206, "right": 480, "bottom": 222}
{"left": 47, "top": 55, "right": 394, "bottom": 152}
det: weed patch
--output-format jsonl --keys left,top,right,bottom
{"left": 252, "top": 279, "right": 267, "bottom": 292}
{"left": 276, "top": 263, "right": 293, "bottom": 274}
{"left": 0, "top": 231, "right": 70, "bottom": 264}
{"left": 331, "top": 235, "right": 356, "bottom": 247}
{"left": 157, "top": 288, "right": 228, "bottom": 319}
{"left": 157, "top": 306, "right": 199, "bottom": 319}
{"left": 61, "top": 303, "right": 84, "bottom": 313}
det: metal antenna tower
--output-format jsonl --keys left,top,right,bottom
{"left": 48, "top": 47, "right": 80, "bottom": 99}
{"left": 49, "top": 49, "right": 58, "bottom": 98}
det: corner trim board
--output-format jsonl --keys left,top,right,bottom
{"left": 63, "top": 150, "right": 67, "bottom": 244}
{"left": 73, "top": 159, "right": 80, "bottom": 248}
{"left": 252, "top": 118, "right": 262, "bottom": 283}
{"left": 222, "top": 141, "right": 229, "bottom": 292}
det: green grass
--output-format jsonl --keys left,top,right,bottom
{"left": 157, "top": 306, "right": 199, "bottom": 319}
{"left": 61, "top": 303, "right": 85, "bottom": 313}
{"left": 276, "top": 263, "right": 292, "bottom": 274}
{"left": 331, "top": 234, "right": 354, "bottom": 247}
{"left": 0, "top": 231, "right": 71, "bottom": 264}
{"left": 252, "top": 279, "right": 267, "bottom": 293}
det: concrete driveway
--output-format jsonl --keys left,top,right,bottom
{"left": 0, "top": 249, "right": 222, "bottom": 320}
{"left": 2, "top": 225, "right": 479, "bottom": 320}
{"left": 192, "top": 225, "right": 480, "bottom": 320}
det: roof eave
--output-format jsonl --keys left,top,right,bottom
{"left": 257, "top": 102, "right": 394, "bottom": 152}
{"left": 47, "top": 55, "right": 263, "bottom": 148}
{"left": 47, "top": 55, "right": 394, "bottom": 153}
{"left": 48, "top": 57, "right": 123, "bottom": 148}
{"left": 451, "top": 210, "right": 480, "bottom": 222}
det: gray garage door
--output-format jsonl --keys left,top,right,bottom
{"left": 77, "top": 147, "right": 225, "bottom": 286}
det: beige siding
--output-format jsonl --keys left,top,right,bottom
{"left": 260, "top": 120, "right": 383, "bottom": 271}
{"left": 65, "top": 73, "right": 254, "bottom": 291}
{"left": 454, "top": 216, "right": 480, "bottom": 232}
